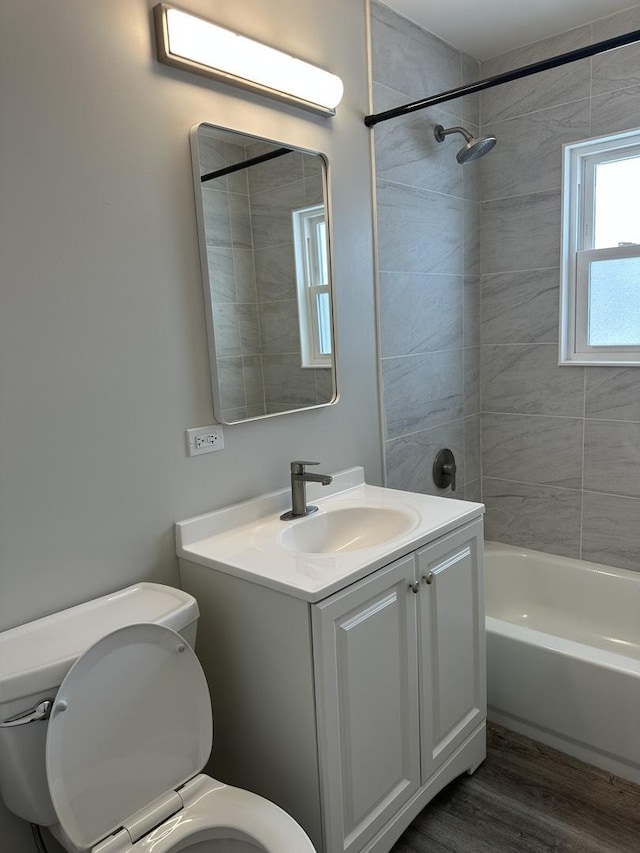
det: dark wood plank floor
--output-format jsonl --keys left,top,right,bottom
{"left": 391, "top": 723, "right": 640, "bottom": 853}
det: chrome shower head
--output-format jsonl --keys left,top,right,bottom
{"left": 434, "top": 124, "right": 497, "bottom": 163}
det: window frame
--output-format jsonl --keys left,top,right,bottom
{"left": 560, "top": 128, "right": 640, "bottom": 365}
{"left": 292, "top": 204, "right": 333, "bottom": 369}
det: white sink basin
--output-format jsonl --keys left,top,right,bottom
{"left": 280, "top": 506, "right": 416, "bottom": 554}
{"left": 176, "top": 466, "right": 484, "bottom": 602}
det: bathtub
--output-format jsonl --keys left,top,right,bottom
{"left": 484, "top": 541, "right": 640, "bottom": 785}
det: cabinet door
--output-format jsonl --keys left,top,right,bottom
{"left": 417, "top": 520, "right": 486, "bottom": 783}
{"left": 312, "top": 554, "right": 420, "bottom": 853}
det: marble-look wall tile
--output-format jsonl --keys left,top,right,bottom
{"left": 482, "top": 413, "right": 583, "bottom": 489}
{"left": 483, "top": 478, "right": 582, "bottom": 557}
{"left": 263, "top": 355, "right": 318, "bottom": 407}
{"left": 464, "top": 414, "right": 481, "bottom": 484}
{"left": 377, "top": 180, "right": 463, "bottom": 275}
{"left": 374, "top": 103, "right": 464, "bottom": 198}
{"left": 202, "top": 187, "right": 232, "bottom": 248}
{"left": 371, "top": 2, "right": 462, "bottom": 112}
{"left": 591, "top": 6, "right": 640, "bottom": 96}
{"left": 590, "top": 84, "right": 640, "bottom": 137}
{"left": 212, "top": 304, "right": 241, "bottom": 358}
{"left": 304, "top": 174, "right": 324, "bottom": 206}
{"left": 224, "top": 142, "right": 249, "bottom": 194}
{"left": 198, "top": 137, "right": 227, "bottom": 187}
{"left": 237, "top": 304, "right": 261, "bottom": 355}
{"left": 461, "top": 53, "right": 480, "bottom": 127}
{"left": 315, "top": 367, "right": 335, "bottom": 404}
{"left": 216, "top": 357, "right": 247, "bottom": 411}
{"left": 477, "top": 7, "right": 640, "bottom": 563}
{"left": 480, "top": 26, "right": 591, "bottom": 124}
{"left": 221, "top": 406, "right": 248, "bottom": 422}
{"left": 382, "top": 350, "right": 463, "bottom": 439}
{"left": 462, "top": 146, "right": 480, "bottom": 203}
{"left": 480, "top": 269, "right": 559, "bottom": 344}
{"left": 584, "top": 420, "right": 640, "bottom": 498}
{"left": 481, "top": 344, "right": 584, "bottom": 417}
{"left": 206, "top": 247, "right": 235, "bottom": 302}
{"left": 465, "top": 479, "right": 482, "bottom": 502}
{"left": 585, "top": 367, "right": 640, "bottom": 421}
{"left": 232, "top": 250, "right": 257, "bottom": 303}
{"left": 257, "top": 300, "right": 300, "bottom": 354}
{"left": 250, "top": 180, "right": 307, "bottom": 250}
{"left": 581, "top": 491, "right": 640, "bottom": 572}
{"left": 480, "top": 100, "right": 590, "bottom": 201}
{"left": 378, "top": 272, "right": 462, "bottom": 357}
{"left": 385, "top": 419, "right": 465, "bottom": 495}
{"left": 372, "top": 2, "right": 479, "bottom": 505}
{"left": 463, "top": 276, "right": 479, "bottom": 348}
{"left": 246, "top": 150, "right": 304, "bottom": 195}
{"left": 463, "top": 347, "right": 479, "bottom": 416}
{"left": 228, "top": 193, "right": 253, "bottom": 251}
{"left": 242, "top": 356, "right": 265, "bottom": 409}
{"left": 463, "top": 200, "right": 480, "bottom": 276}
{"left": 254, "top": 244, "right": 297, "bottom": 302}
{"left": 480, "top": 190, "right": 561, "bottom": 274}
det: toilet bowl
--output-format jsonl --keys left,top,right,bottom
{"left": 0, "top": 583, "right": 316, "bottom": 853}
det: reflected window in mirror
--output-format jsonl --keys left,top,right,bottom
{"left": 190, "top": 123, "right": 337, "bottom": 424}
{"left": 292, "top": 205, "right": 332, "bottom": 367}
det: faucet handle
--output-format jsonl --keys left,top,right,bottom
{"left": 290, "top": 460, "right": 320, "bottom": 474}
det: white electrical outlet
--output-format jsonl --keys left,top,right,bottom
{"left": 186, "top": 425, "right": 225, "bottom": 456}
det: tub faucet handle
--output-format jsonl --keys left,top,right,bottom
{"left": 433, "top": 448, "right": 457, "bottom": 492}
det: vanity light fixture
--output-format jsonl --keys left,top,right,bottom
{"left": 153, "top": 4, "right": 344, "bottom": 116}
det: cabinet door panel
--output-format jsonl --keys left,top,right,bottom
{"left": 313, "top": 555, "right": 420, "bottom": 853}
{"left": 418, "top": 521, "right": 485, "bottom": 782}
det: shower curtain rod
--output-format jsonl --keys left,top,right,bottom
{"left": 201, "top": 146, "right": 292, "bottom": 182}
{"left": 364, "top": 27, "right": 640, "bottom": 127}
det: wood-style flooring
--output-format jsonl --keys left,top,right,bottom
{"left": 390, "top": 723, "right": 640, "bottom": 853}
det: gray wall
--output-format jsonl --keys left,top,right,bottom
{"left": 479, "top": 5, "right": 640, "bottom": 570}
{"left": 0, "top": 0, "right": 381, "bottom": 847}
{"left": 370, "top": 2, "right": 481, "bottom": 501}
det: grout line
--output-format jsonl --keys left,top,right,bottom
{"left": 482, "top": 476, "right": 582, "bottom": 493}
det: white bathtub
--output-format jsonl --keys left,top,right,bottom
{"left": 485, "top": 541, "right": 640, "bottom": 785}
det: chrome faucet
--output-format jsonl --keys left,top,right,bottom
{"left": 281, "top": 461, "right": 333, "bottom": 520}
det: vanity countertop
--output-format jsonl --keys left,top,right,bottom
{"left": 176, "top": 467, "right": 484, "bottom": 602}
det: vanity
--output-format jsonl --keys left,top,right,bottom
{"left": 176, "top": 467, "right": 486, "bottom": 853}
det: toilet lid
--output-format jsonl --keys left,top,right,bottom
{"left": 45, "top": 623, "right": 213, "bottom": 851}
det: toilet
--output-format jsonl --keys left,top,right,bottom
{"left": 0, "top": 583, "right": 316, "bottom": 853}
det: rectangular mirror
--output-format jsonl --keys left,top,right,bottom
{"left": 190, "top": 122, "right": 337, "bottom": 424}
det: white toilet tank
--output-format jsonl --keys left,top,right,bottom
{"left": 0, "top": 583, "right": 199, "bottom": 827}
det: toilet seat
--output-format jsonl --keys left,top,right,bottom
{"left": 45, "top": 623, "right": 315, "bottom": 853}
{"left": 118, "top": 775, "right": 316, "bottom": 853}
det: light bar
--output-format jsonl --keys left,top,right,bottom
{"left": 154, "top": 4, "right": 344, "bottom": 116}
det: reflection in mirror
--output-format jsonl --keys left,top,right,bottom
{"left": 190, "top": 123, "right": 337, "bottom": 424}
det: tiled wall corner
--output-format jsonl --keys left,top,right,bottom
{"left": 371, "top": 1, "right": 480, "bottom": 500}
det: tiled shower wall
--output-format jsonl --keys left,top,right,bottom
{"left": 371, "top": 1, "right": 481, "bottom": 500}
{"left": 479, "top": 6, "right": 640, "bottom": 570}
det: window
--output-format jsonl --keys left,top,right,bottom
{"left": 560, "top": 129, "right": 640, "bottom": 365}
{"left": 292, "top": 205, "right": 333, "bottom": 368}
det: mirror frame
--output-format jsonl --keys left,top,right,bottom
{"left": 189, "top": 122, "right": 339, "bottom": 424}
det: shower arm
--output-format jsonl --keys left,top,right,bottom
{"left": 364, "top": 26, "right": 640, "bottom": 128}
{"left": 434, "top": 125, "right": 472, "bottom": 143}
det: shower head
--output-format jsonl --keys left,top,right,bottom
{"left": 434, "top": 124, "right": 497, "bottom": 163}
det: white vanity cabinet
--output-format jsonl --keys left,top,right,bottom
{"left": 312, "top": 519, "right": 485, "bottom": 853}
{"left": 179, "top": 510, "right": 485, "bottom": 853}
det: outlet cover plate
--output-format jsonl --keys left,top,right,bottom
{"left": 186, "top": 425, "right": 225, "bottom": 456}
